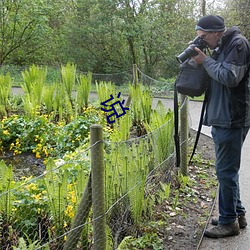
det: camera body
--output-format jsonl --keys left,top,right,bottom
{"left": 176, "top": 36, "right": 208, "bottom": 64}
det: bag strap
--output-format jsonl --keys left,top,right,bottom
{"left": 188, "top": 91, "right": 208, "bottom": 164}
{"left": 174, "top": 81, "right": 208, "bottom": 167}
{"left": 174, "top": 80, "right": 180, "bottom": 168}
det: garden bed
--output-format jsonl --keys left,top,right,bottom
{"left": 0, "top": 130, "right": 217, "bottom": 250}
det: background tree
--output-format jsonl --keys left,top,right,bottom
{"left": 66, "top": 0, "right": 201, "bottom": 78}
{"left": 0, "top": 0, "right": 49, "bottom": 65}
{"left": 0, "top": 0, "right": 236, "bottom": 80}
{"left": 220, "top": 0, "right": 250, "bottom": 39}
{"left": 64, "top": 0, "right": 130, "bottom": 73}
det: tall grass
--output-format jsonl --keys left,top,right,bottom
{"left": 61, "top": 63, "right": 76, "bottom": 103}
{"left": 145, "top": 100, "right": 175, "bottom": 164}
{"left": 76, "top": 72, "right": 92, "bottom": 112}
{"left": 129, "top": 83, "right": 152, "bottom": 123}
{"left": 96, "top": 81, "right": 116, "bottom": 104}
{"left": 43, "top": 84, "right": 56, "bottom": 113}
{"left": 0, "top": 161, "right": 14, "bottom": 222}
{"left": 21, "top": 65, "right": 47, "bottom": 118}
{"left": 0, "top": 73, "right": 12, "bottom": 116}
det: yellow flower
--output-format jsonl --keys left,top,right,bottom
{"left": 14, "top": 149, "right": 21, "bottom": 155}
{"left": 71, "top": 195, "right": 76, "bottom": 204}
{"left": 65, "top": 205, "right": 74, "bottom": 218}
{"left": 36, "top": 152, "right": 41, "bottom": 159}
{"left": 12, "top": 207, "right": 17, "bottom": 212}
{"left": 21, "top": 176, "right": 32, "bottom": 181}
{"left": 26, "top": 183, "right": 37, "bottom": 191}
{"left": 43, "top": 147, "right": 49, "bottom": 157}
{"left": 3, "top": 130, "right": 9, "bottom": 135}
{"left": 32, "top": 193, "right": 42, "bottom": 201}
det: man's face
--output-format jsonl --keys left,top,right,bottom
{"left": 196, "top": 30, "right": 221, "bottom": 49}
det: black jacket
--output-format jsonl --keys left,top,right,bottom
{"left": 203, "top": 26, "right": 250, "bottom": 128}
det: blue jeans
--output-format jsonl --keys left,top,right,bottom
{"left": 211, "top": 126, "right": 249, "bottom": 225}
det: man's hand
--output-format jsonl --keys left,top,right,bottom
{"left": 192, "top": 47, "right": 207, "bottom": 64}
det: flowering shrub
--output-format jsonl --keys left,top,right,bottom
{"left": 9, "top": 155, "right": 90, "bottom": 244}
{"left": 0, "top": 105, "right": 105, "bottom": 158}
{"left": 12, "top": 177, "right": 49, "bottom": 239}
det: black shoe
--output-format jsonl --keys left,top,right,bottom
{"left": 211, "top": 214, "right": 247, "bottom": 229}
{"left": 204, "top": 222, "right": 240, "bottom": 238}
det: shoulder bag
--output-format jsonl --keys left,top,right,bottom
{"left": 175, "top": 58, "right": 209, "bottom": 97}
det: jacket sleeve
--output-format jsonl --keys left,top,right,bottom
{"left": 203, "top": 37, "right": 250, "bottom": 87}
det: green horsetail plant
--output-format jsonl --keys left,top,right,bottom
{"left": 43, "top": 84, "right": 56, "bottom": 114}
{"left": 129, "top": 83, "right": 153, "bottom": 134}
{"left": 0, "top": 73, "right": 12, "bottom": 117}
{"left": 43, "top": 159, "right": 69, "bottom": 235}
{"left": 105, "top": 136, "right": 152, "bottom": 227}
{"left": 141, "top": 89, "right": 153, "bottom": 124}
{"left": 22, "top": 96, "right": 35, "bottom": 119}
{"left": 96, "top": 81, "right": 116, "bottom": 104}
{"left": 144, "top": 100, "right": 174, "bottom": 164}
{"left": 126, "top": 139, "right": 151, "bottom": 224}
{"left": 63, "top": 93, "right": 74, "bottom": 122}
{"left": 52, "top": 82, "right": 73, "bottom": 122}
{"left": 105, "top": 114, "right": 134, "bottom": 209}
{"left": 0, "top": 161, "right": 14, "bottom": 223}
{"left": 105, "top": 142, "right": 127, "bottom": 209}
{"left": 53, "top": 83, "right": 65, "bottom": 122}
{"left": 60, "top": 63, "right": 76, "bottom": 103}
{"left": 110, "top": 111, "right": 132, "bottom": 142}
{"left": 76, "top": 72, "right": 92, "bottom": 113}
{"left": 96, "top": 81, "right": 117, "bottom": 126}
{"left": 21, "top": 65, "right": 47, "bottom": 118}
{"left": 104, "top": 114, "right": 133, "bottom": 225}
{"left": 129, "top": 84, "right": 143, "bottom": 125}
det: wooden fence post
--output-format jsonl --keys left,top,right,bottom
{"left": 180, "top": 94, "right": 188, "bottom": 176}
{"left": 133, "top": 63, "right": 138, "bottom": 85}
{"left": 126, "top": 64, "right": 138, "bottom": 107}
{"left": 91, "top": 124, "right": 106, "bottom": 250}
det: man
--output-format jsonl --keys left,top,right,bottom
{"left": 192, "top": 15, "right": 250, "bottom": 238}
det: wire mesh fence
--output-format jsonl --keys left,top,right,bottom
{"left": 0, "top": 119, "right": 185, "bottom": 249}
{"left": 0, "top": 65, "right": 190, "bottom": 249}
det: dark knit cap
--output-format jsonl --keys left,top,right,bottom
{"left": 195, "top": 15, "right": 225, "bottom": 32}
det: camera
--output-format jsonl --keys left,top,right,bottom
{"left": 176, "top": 36, "right": 208, "bottom": 64}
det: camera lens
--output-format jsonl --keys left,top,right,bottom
{"left": 176, "top": 45, "right": 198, "bottom": 63}
{"left": 176, "top": 36, "right": 208, "bottom": 63}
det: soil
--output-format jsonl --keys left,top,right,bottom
{"left": 158, "top": 130, "right": 217, "bottom": 250}
{"left": 0, "top": 152, "right": 45, "bottom": 180}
